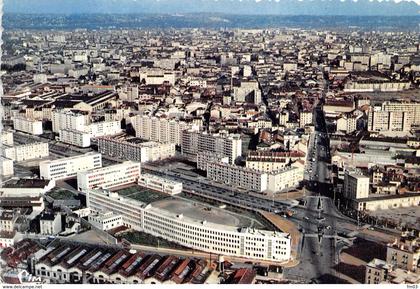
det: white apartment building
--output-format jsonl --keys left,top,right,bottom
{"left": 139, "top": 70, "right": 176, "bottom": 85}
{"left": 39, "top": 152, "right": 102, "bottom": 180}
{"left": 88, "top": 211, "right": 123, "bottom": 231}
{"left": 13, "top": 117, "right": 43, "bottom": 135}
{"left": 196, "top": 151, "right": 229, "bottom": 171}
{"left": 247, "top": 119, "right": 273, "bottom": 130}
{"left": 365, "top": 259, "right": 392, "bottom": 284}
{"left": 59, "top": 129, "right": 91, "bottom": 148}
{"left": 267, "top": 166, "right": 304, "bottom": 193}
{"left": 0, "top": 157, "right": 14, "bottom": 176}
{"left": 182, "top": 130, "right": 242, "bottom": 164}
{"left": 368, "top": 108, "right": 411, "bottom": 133}
{"left": 246, "top": 151, "right": 305, "bottom": 173}
{"left": 97, "top": 137, "right": 175, "bottom": 163}
{"left": 87, "top": 189, "right": 291, "bottom": 262}
{"left": 382, "top": 101, "right": 420, "bottom": 127}
{"left": 337, "top": 114, "right": 360, "bottom": 134}
{"left": 133, "top": 115, "right": 198, "bottom": 146}
{"left": 344, "top": 80, "right": 411, "bottom": 92}
{"left": 278, "top": 111, "right": 290, "bottom": 126}
{"left": 77, "top": 161, "right": 141, "bottom": 191}
{"left": 1, "top": 131, "right": 14, "bottom": 146}
{"left": 344, "top": 172, "right": 370, "bottom": 200}
{"left": 299, "top": 111, "right": 313, "bottom": 128}
{"left": 40, "top": 212, "right": 62, "bottom": 235}
{"left": 88, "top": 121, "right": 122, "bottom": 138}
{"left": 59, "top": 121, "right": 122, "bottom": 147}
{"left": 233, "top": 81, "right": 262, "bottom": 104}
{"left": 52, "top": 110, "right": 89, "bottom": 133}
{"left": 207, "top": 162, "right": 268, "bottom": 192}
{"left": 2, "top": 142, "right": 49, "bottom": 162}
{"left": 138, "top": 173, "right": 183, "bottom": 195}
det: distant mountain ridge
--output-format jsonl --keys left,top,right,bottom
{"left": 4, "top": 0, "right": 420, "bottom": 16}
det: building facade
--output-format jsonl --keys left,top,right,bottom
{"left": 40, "top": 212, "right": 62, "bottom": 235}
{"left": 77, "top": 161, "right": 141, "bottom": 191}
{"left": 344, "top": 172, "right": 370, "bottom": 200}
{"left": 196, "top": 151, "right": 229, "bottom": 171}
{"left": 267, "top": 166, "right": 304, "bottom": 193}
{"left": 1, "top": 131, "right": 14, "bottom": 146}
{"left": 88, "top": 121, "right": 122, "bottom": 138}
{"left": 246, "top": 151, "right": 305, "bottom": 173}
{"left": 133, "top": 115, "right": 197, "bottom": 146}
{"left": 39, "top": 152, "right": 102, "bottom": 180}
{"left": 52, "top": 110, "right": 89, "bottom": 133}
{"left": 0, "top": 157, "right": 14, "bottom": 176}
{"left": 138, "top": 173, "right": 183, "bottom": 195}
{"left": 2, "top": 142, "right": 49, "bottom": 162}
{"left": 386, "top": 235, "right": 419, "bottom": 272}
{"left": 299, "top": 111, "right": 313, "bottom": 128}
{"left": 365, "top": 259, "right": 391, "bottom": 284}
{"left": 97, "top": 137, "right": 175, "bottom": 163}
{"left": 181, "top": 131, "right": 242, "bottom": 164}
{"left": 13, "top": 117, "right": 43, "bottom": 135}
{"left": 206, "top": 162, "right": 268, "bottom": 192}
{"left": 59, "top": 129, "right": 91, "bottom": 148}
{"left": 88, "top": 211, "right": 123, "bottom": 231}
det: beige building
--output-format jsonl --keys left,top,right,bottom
{"left": 59, "top": 129, "right": 91, "bottom": 148}
{"left": 77, "top": 161, "right": 141, "bottom": 191}
{"left": 196, "top": 151, "right": 229, "bottom": 171}
{"left": 382, "top": 101, "right": 420, "bottom": 127}
{"left": 368, "top": 108, "right": 411, "bottom": 133}
{"left": 39, "top": 152, "right": 102, "bottom": 180}
{"left": 1, "top": 142, "right": 49, "bottom": 162}
{"left": 97, "top": 137, "right": 175, "bottom": 163}
{"left": 138, "top": 173, "right": 183, "bottom": 195}
{"left": 1, "top": 131, "right": 14, "bottom": 146}
{"left": 233, "top": 80, "right": 262, "bottom": 104}
{"left": 39, "top": 212, "right": 62, "bottom": 235}
{"left": 344, "top": 80, "right": 411, "bottom": 92}
{"left": 267, "top": 166, "right": 304, "bottom": 193}
{"left": 353, "top": 193, "right": 420, "bottom": 211}
{"left": 139, "top": 70, "right": 176, "bottom": 85}
{"left": 344, "top": 172, "right": 370, "bottom": 200}
{"left": 13, "top": 117, "right": 43, "bottom": 135}
{"left": 207, "top": 162, "right": 268, "bottom": 192}
{"left": 52, "top": 110, "right": 89, "bottom": 133}
{"left": 299, "top": 111, "right": 313, "bottom": 128}
{"left": 336, "top": 113, "right": 361, "bottom": 134}
{"left": 133, "top": 115, "right": 198, "bottom": 146}
{"left": 0, "top": 157, "right": 14, "bottom": 176}
{"left": 182, "top": 131, "right": 242, "bottom": 164}
{"left": 246, "top": 151, "right": 305, "bottom": 173}
{"left": 387, "top": 233, "right": 419, "bottom": 273}
{"left": 365, "top": 258, "right": 392, "bottom": 284}
{"left": 88, "top": 211, "right": 123, "bottom": 231}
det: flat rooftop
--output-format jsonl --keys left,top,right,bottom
{"left": 113, "top": 185, "right": 169, "bottom": 204}
{"left": 150, "top": 198, "right": 264, "bottom": 229}
{"left": 3, "top": 178, "right": 50, "bottom": 189}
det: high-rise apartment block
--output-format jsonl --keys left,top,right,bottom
{"left": 181, "top": 130, "right": 242, "bottom": 164}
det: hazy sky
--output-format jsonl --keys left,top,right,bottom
{"left": 4, "top": 0, "right": 420, "bottom": 16}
